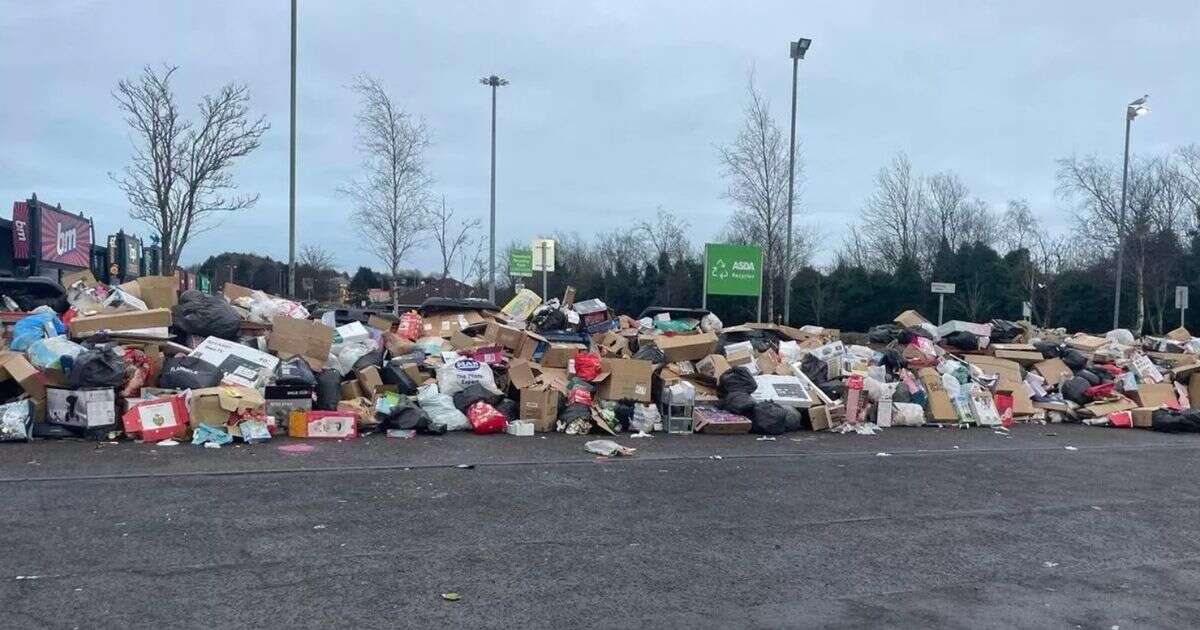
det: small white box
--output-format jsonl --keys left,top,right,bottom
{"left": 506, "top": 421, "right": 534, "bottom": 436}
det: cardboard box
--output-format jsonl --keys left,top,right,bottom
{"left": 62, "top": 269, "right": 98, "bottom": 288}
{"left": 1167, "top": 327, "right": 1192, "bottom": 342}
{"left": 655, "top": 332, "right": 718, "bottom": 363}
{"left": 696, "top": 354, "right": 731, "bottom": 380}
{"left": 992, "top": 349, "right": 1043, "bottom": 364}
{"left": 1190, "top": 373, "right": 1200, "bottom": 411}
{"left": 189, "top": 336, "right": 279, "bottom": 388}
{"left": 421, "top": 311, "right": 486, "bottom": 339}
{"left": 1033, "top": 358, "right": 1073, "bottom": 387}
{"left": 692, "top": 406, "right": 751, "bottom": 434}
{"left": 1132, "top": 407, "right": 1156, "bottom": 428}
{"left": 355, "top": 366, "right": 384, "bottom": 396}
{"left": 917, "top": 368, "right": 957, "bottom": 422}
{"left": 136, "top": 276, "right": 179, "bottom": 310}
{"left": 894, "top": 310, "right": 930, "bottom": 328}
{"left": 68, "top": 308, "right": 172, "bottom": 338}
{"left": 268, "top": 317, "right": 333, "bottom": 370}
{"left": 367, "top": 314, "right": 396, "bottom": 332}
{"left": 541, "top": 343, "right": 586, "bottom": 368}
{"left": 340, "top": 380, "right": 363, "bottom": 401}
{"left": 519, "top": 387, "right": 561, "bottom": 432}
{"left": 264, "top": 386, "right": 314, "bottom": 429}
{"left": 1065, "top": 334, "right": 1107, "bottom": 352}
{"left": 594, "top": 358, "right": 653, "bottom": 403}
{"left": 483, "top": 321, "right": 526, "bottom": 352}
{"left": 123, "top": 396, "right": 189, "bottom": 441}
{"left": 223, "top": 282, "right": 255, "bottom": 302}
{"left": 1132, "top": 382, "right": 1178, "bottom": 408}
{"left": 597, "top": 332, "right": 631, "bottom": 358}
{"left": 0, "top": 353, "right": 47, "bottom": 406}
{"left": 288, "top": 410, "right": 357, "bottom": 438}
{"left": 46, "top": 387, "right": 117, "bottom": 429}
{"left": 1080, "top": 398, "right": 1137, "bottom": 418}
{"left": 188, "top": 386, "right": 266, "bottom": 434}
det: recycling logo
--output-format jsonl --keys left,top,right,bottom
{"left": 711, "top": 259, "right": 730, "bottom": 280}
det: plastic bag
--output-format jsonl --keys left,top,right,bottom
{"left": 11, "top": 311, "right": 65, "bottom": 351}
{"left": 173, "top": 291, "right": 241, "bottom": 340}
{"left": 453, "top": 383, "right": 501, "bottom": 412}
{"left": 718, "top": 367, "right": 758, "bottom": 397}
{"left": 1151, "top": 408, "right": 1200, "bottom": 433}
{"left": 334, "top": 343, "right": 372, "bottom": 376}
{"left": 466, "top": 401, "right": 507, "bottom": 434}
{"left": 191, "top": 424, "right": 233, "bottom": 446}
{"left": 573, "top": 352, "right": 603, "bottom": 381}
{"left": 417, "top": 384, "right": 470, "bottom": 431}
{"left": 70, "top": 347, "right": 126, "bottom": 389}
{"left": 892, "top": 402, "right": 926, "bottom": 427}
{"left": 585, "top": 439, "right": 635, "bottom": 457}
{"left": 530, "top": 305, "right": 568, "bottom": 332}
{"left": 275, "top": 357, "right": 317, "bottom": 388}
{"left": 28, "top": 335, "right": 84, "bottom": 371}
{"left": 119, "top": 348, "right": 152, "bottom": 398}
{"left": 750, "top": 401, "right": 789, "bottom": 435}
{"left": 700, "top": 312, "right": 723, "bottom": 333}
{"left": 314, "top": 369, "right": 341, "bottom": 410}
{"left": 631, "top": 403, "right": 661, "bottom": 433}
{"left": 436, "top": 358, "right": 500, "bottom": 396}
{"left": 380, "top": 401, "right": 431, "bottom": 431}
{"left": 0, "top": 400, "right": 33, "bottom": 442}
{"left": 159, "top": 355, "right": 223, "bottom": 390}
{"left": 381, "top": 362, "right": 419, "bottom": 395}
{"left": 234, "top": 290, "right": 309, "bottom": 323}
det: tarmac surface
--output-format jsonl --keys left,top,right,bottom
{"left": 1, "top": 424, "right": 1199, "bottom": 629}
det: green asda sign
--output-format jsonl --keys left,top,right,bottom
{"left": 705, "top": 243, "right": 762, "bottom": 296}
{"left": 509, "top": 249, "right": 533, "bottom": 277}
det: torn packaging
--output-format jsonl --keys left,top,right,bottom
{"left": 917, "top": 368, "right": 957, "bottom": 422}
{"left": 188, "top": 386, "right": 267, "bottom": 436}
{"left": 1033, "top": 358, "right": 1073, "bottom": 387}
{"left": 1133, "top": 382, "right": 1179, "bottom": 408}
{"left": 268, "top": 317, "right": 333, "bottom": 370}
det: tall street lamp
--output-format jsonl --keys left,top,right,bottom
{"left": 783, "top": 38, "right": 810, "bottom": 325}
{"left": 288, "top": 0, "right": 297, "bottom": 298}
{"left": 1112, "top": 94, "right": 1149, "bottom": 329}
{"left": 480, "top": 75, "right": 508, "bottom": 304}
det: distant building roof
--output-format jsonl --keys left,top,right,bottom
{"left": 393, "top": 276, "right": 477, "bottom": 303}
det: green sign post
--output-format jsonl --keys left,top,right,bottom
{"left": 509, "top": 249, "right": 533, "bottom": 278}
{"left": 703, "top": 243, "right": 763, "bottom": 319}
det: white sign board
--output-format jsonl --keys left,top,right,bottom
{"left": 930, "top": 282, "right": 956, "bottom": 294}
{"left": 1176, "top": 285, "right": 1189, "bottom": 310}
{"left": 1022, "top": 301, "right": 1032, "bottom": 319}
{"left": 532, "top": 238, "right": 555, "bottom": 272}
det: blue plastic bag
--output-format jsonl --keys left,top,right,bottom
{"left": 11, "top": 312, "right": 65, "bottom": 352}
{"left": 191, "top": 424, "right": 233, "bottom": 447}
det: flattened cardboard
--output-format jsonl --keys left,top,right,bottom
{"left": 992, "top": 349, "right": 1043, "bottom": 364}
{"left": 1065, "top": 334, "right": 1106, "bottom": 352}
{"left": 268, "top": 317, "right": 333, "bottom": 370}
{"left": 367, "top": 315, "right": 397, "bottom": 332}
{"left": 594, "top": 358, "right": 653, "bottom": 403}
{"left": 136, "top": 276, "right": 179, "bottom": 309}
{"left": 1080, "top": 398, "right": 1137, "bottom": 418}
{"left": 894, "top": 310, "right": 930, "bottom": 328}
{"left": 1167, "top": 326, "right": 1192, "bottom": 342}
{"left": 965, "top": 355, "right": 1023, "bottom": 389}
{"left": 68, "top": 308, "right": 172, "bottom": 338}
{"left": 917, "top": 368, "right": 957, "bottom": 422}
{"left": 223, "top": 282, "right": 255, "bottom": 302}
{"left": 655, "top": 332, "right": 718, "bottom": 363}
{"left": 1033, "top": 358, "right": 1073, "bottom": 387}
{"left": 1134, "top": 382, "right": 1179, "bottom": 408}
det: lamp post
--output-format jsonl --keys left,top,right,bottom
{"left": 783, "top": 38, "right": 810, "bottom": 326}
{"left": 287, "top": 0, "right": 297, "bottom": 298}
{"left": 1112, "top": 94, "right": 1149, "bottom": 329}
{"left": 480, "top": 75, "right": 508, "bottom": 304}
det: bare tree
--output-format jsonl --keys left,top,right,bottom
{"left": 836, "top": 226, "right": 873, "bottom": 269}
{"left": 111, "top": 65, "right": 269, "bottom": 271}
{"left": 429, "top": 196, "right": 481, "bottom": 279}
{"left": 999, "top": 199, "right": 1040, "bottom": 254}
{"left": 299, "top": 243, "right": 337, "bottom": 271}
{"left": 595, "top": 228, "right": 648, "bottom": 276}
{"left": 859, "top": 152, "right": 926, "bottom": 272}
{"left": 1057, "top": 154, "right": 1168, "bottom": 332}
{"left": 339, "top": 75, "right": 432, "bottom": 314}
{"left": 1177, "top": 144, "right": 1200, "bottom": 213}
{"left": 717, "top": 72, "right": 801, "bottom": 321}
{"left": 636, "top": 207, "right": 692, "bottom": 265}
{"left": 1034, "top": 233, "right": 1087, "bottom": 328}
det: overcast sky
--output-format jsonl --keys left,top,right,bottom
{"left": 2, "top": 1, "right": 1198, "bottom": 274}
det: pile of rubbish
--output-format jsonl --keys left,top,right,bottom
{"left": 2, "top": 272, "right": 1199, "bottom": 447}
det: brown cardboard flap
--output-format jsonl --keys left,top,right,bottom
{"left": 655, "top": 332, "right": 718, "bottom": 362}
{"left": 1033, "top": 358, "right": 1072, "bottom": 387}
{"left": 68, "top": 308, "right": 172, "bottom": 338}
{"left": 268, "top": 317, "right": 333, "bottom": 369}
{"left": 223, "top": 282, "right": 256, "bottom": 301}
{"left": 137, "top": 276, "right": 180, "bottom": 309}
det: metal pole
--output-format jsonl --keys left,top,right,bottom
{"left": 488, "top": 84, "right": 497, "bottom": 303}
{"left": 287, "top": 0, "right": 297, "bottom": 298}
{"left": 540, "top": 243, "right": 548, "bottom": 299}
{"left": 1113, "top": 115, "right": 1132, "bottom": 330}
{"left": 938, "top": 294, "right": 945, "bottom": 326}
{"left": 701, "top": 246, "right": 708, "bottom": 310}
{"left": 783, "top": 55, "right": 798, "bottom": 326}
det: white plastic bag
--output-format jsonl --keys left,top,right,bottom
{"left": 892, "top": 402, "right": 926, "bottom": 427}
{"left": 778, "top": 340, "right": 801, "bottom": 364}
{"left": 585, "top": 440, "right": 636, "bottom": 457}
{"left": 436, "top": 358, "right": 501, "bottom": 396}
{"left": 700, "top": 312, "right": 724, "bottom": 333}
{"left": 631, "top": 403, "right": 661, "bottom": 433}
{"left": 417, "top": 383, "right": 470, "bottom": 431}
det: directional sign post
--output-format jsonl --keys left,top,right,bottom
{"left": 930, "top": 282, "right": 956, "bottom": 326}
{"left": 532, "top": 239, "right": 555, "bottom": 299}
{"left": 703, "top": 243, "right": 764, "bottom": 320}
{"left": 1176, "top": 285, "right": 1189, "bottom": 329}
